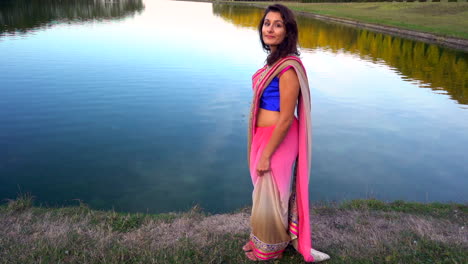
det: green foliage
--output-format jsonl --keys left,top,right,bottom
{"left": 341, "top": 199, "right": 387, "bottom": 210}
{"left": 237, "top": 0, "right": 464, "bottom": 2}
{"left": 104, "top": 211, "right": 146, "bottom": 233}
{"left": 5, "top": 233, "right": 464, "bottom": 263}
{"left": 181, "top": 204, "right": 207, "bottom": 220}
{"left": 147, "top": 212, "right": 179, "bottom": 223}
{"left": 1, "top": 195, "right": 467, "bottom": 263}
{"left": 340, "top": 199, "right": 467, "bottom": 219}
{"left": 0, "top": 0, "right": 145, "bottom": 35}
{"left": 5, "top": 192, "right": 34, "bottom": 212}
{"left": 389, "top": 232, "right": 468, "bottom": 263}
{"left": 215, "top": 1, "right": 468, "bottom": 107}
{"left": 313, "top": 206, "right": 340, "bottom": 215}
{"left": 100, "top": 209, "right": 179, "bottom": 233}
{"left": 230, "top": 1, "right": 468, "bottom": 39}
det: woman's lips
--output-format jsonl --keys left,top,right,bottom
{"left": 265, "top": 35, "right": 275, "bottom": 39}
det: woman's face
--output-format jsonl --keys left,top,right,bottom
{"left": 262, "top": 11, "right": 286, "bottom": 51}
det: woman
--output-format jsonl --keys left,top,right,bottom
{"left": 243, "top": 4, "right": 330, "bottom": 262}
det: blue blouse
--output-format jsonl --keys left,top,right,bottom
{"left": 259, "top": 77, "right": 280, "bottom": 111}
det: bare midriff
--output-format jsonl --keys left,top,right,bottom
{"left": 256, "top": 108, "right": 280, "bottom": 127}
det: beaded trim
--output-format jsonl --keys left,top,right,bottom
{"left": 249, "top": 233, "right": 289, "bottom": 254}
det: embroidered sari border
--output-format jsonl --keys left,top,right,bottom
{"left": 253, "top": 250, "right": 284, "bottom": 260}
{"left": 249, "top": 233, "right": 289, "bottom": 254}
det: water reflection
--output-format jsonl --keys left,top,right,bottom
{"left": 213, "top": 3, "right": 468, "bottom": 106}
{"left": 0, "top": 0, "right": 144, "bottom": 36}
{"left": 1, "top": 0, "right": 467, "bottom": 213}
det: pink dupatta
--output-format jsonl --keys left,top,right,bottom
{"left": 247, "top": 56, "right": 314, "bottom": 262}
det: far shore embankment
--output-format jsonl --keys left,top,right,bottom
{"left": 196, "top": 1, "right": 468, "bottom": 52}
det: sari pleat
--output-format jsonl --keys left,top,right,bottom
{"left": 249, "top": 120, "right": 298, "bottom": 260}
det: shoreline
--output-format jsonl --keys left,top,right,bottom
{"left": 205, "top": 1, "right": 468, "bottom": 52}
{"left": 1, "top": 195, "right": 466, "bottom": 263}
{"left": 296, "top": 9, "right": 468, "bottom": 52}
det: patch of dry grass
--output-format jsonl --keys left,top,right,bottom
{"left": 0, "top": 197, "right": 466, "bottom": 263}
{"left": 310, "top": 208, "right": 466, "bottom": 257}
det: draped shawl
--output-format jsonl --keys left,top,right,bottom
{"left": 247, "top": 56, "right": 314, "bottom": 262}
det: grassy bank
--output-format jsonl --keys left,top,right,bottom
{"left": 224, "top": 2, "right": 468, "bottom": 40}
{"left": 1, "top": 194, "right": 467, "bottom": 263}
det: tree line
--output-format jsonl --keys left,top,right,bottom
{"left": 227, "top": 0, "right": 462, "bottom": 3}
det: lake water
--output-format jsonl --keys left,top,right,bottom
{"left": 1, "top": 0, "right": 467, "bottom": 213}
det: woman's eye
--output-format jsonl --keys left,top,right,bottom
{"left": 264, "top": 22, "right": 270, "bottom": 26}
{"left": 275, "top": 24, "right": 282, "bottom": 28}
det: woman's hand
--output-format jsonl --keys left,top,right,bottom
{"left": 256, "top": 154, "right": 271, "bottom": 177}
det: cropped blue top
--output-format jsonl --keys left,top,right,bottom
{"left": 259, "top": 77, "right": 280, "bottom": 111}
{"left": 259, "top": 65, "right": 293, "bottom": 112}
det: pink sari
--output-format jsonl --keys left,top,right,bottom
{"left": 247, "top": 56, "right": 314, "bottom": 262}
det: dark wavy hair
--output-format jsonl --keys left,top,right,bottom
{"left": 258, "top": 4, "right": 300, "bottom": 66}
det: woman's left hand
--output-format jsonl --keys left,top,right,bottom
{"left": 256, "top": 155, "right": 271, "bottom": 177}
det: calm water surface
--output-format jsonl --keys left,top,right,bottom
{"left": 1, "top": 0, "right": 467, "bottom": 213}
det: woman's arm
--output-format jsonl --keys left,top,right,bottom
{"left": 256, "top": 68, "right": 300, "bottom": 176}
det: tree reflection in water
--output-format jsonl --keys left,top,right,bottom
{"left": 212, "top": 3, "right": 468, "bottom": 106}
{"left": 0, "top": 0, "right": 144, "bottom": 35}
